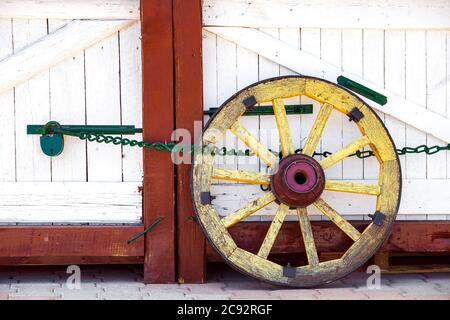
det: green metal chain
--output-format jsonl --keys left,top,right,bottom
{"left": 57, "top": 128, "right": 450, "bottom": 159}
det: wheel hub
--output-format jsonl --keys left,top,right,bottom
{"left": 270, "top": 154, "right": 325, "bottom": 208}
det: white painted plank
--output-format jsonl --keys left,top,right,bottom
{"left": 0, "top": 0, "right": 140, "bottom": 20}
{"left": 211, "top": 179, "right": 450, "bottom": 216}
{"left": 342, "top": 30, "right": 364, "bottom": 180}
{"left": 426, "top": 31, "right": 447, "bottom": 178}
{"left": 448, "top": 31, "right": 450, "bottom": 180}
{"left": 257, "top": 28, "right": 281, "bottom": 221}
{"left": 48, "top": 20, "right": 87, "bottom": 182}
{"left": 212, "top": 183, "right": 376, "bottom": 217}
{"left": 258, "top": 29, "right": 280, "bottom": 80}
{"left": 362, "top": 29, "right": 384, "bottom": 181}
{"left": 405, "top": 31, "right": 427, "bottom": 179}
{"left": 0, "top": 19, "right": 135, "bottom": 95}
{"left": 279, "top": 29, "right": 301, "bottom": 155}
{"left": 427, "top": 214, "right": 447, "bottom": 221}
{"left": 258, "top": 28, "right": 280, "bottom": 177}
{"left": 0, "top": 19, "right": 16, "bottom": 182}
{"left": 202, "top": 30, "right": 217, "bottom": 163}
{"left": 236, "top": 44, "right": 259, "bottom": 172}
{"left": 85, "top": 30, "right": 123, "bottom": 182}
{"left": 14, "top": 19, "right": 51, "bottom": 182}
{"left": 120, "top": 21, "right": 143, "bottom": 182}
{"left": 299, "top": 28, "right": 324, "bottom": 221}
{"left": 278, "top": 30, "right": 302, "bottom": 221}
{"left": 384, "top": 31, "right": 406, "bottom": 173}
{"left": 299, "top": 28, "right": 321, "bottom": 156}
{"left": 320, "top": 29, "right": 343, "bottom": 180}
{"left": 202, "top": 31, "right": 218, "bottom": 111}
{"left": 205, "top": 27, "right": 450, "bottom": 143}
{"left": 203, "top": 0, "right": 450, "bottom": 29}
{"left": 405, "top": 214, "right": 427, "bottom": 221}
{"left": 216, "top": 36, "right": 238, "bottom": 173}
{"left": 0, "top": 182, "right": 142, "bottom": 224}
{"left": 279, "top": 29, "right": 300, "bottom": 76}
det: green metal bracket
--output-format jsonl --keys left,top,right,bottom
{"left": 27, "top": 121, "right": 143, "bottom": 157}
{"left": 27, "top": 122, "right": 143, "bottom": 135}
{"left": 127, "top": 217, "right": 162, "bottom": 244}
{"left": 337, "top": 76, "right": 387, "bottom": 106}
{"left": 203, "top": 104, "right": 313, "bottom": 116}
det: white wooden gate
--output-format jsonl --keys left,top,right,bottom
{"left": 1, "top": 0, "right": 449, "bottom": 224}
{"left": 202, "top": 0, "right": 450, "bottom": 222}
{"left": 0, "top": 0, "right": 143, "bottom": 224}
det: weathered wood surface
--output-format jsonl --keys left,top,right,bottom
{"left": 0, "top": 0, "right": 140, "bottom": 20}
{"left": 0, "top": 182, "right": 142, "bottom": 223}
{"left": 221, "top": 192, "right": 276, "bottom": 228}
{"left": 324, "top": 180, "right": 380, "bottom": 196}
{"left": 0, "top": 226, "right": 144, "bottom": 257}
{"left": 319, "top": 136, "right": 371, "bottom": 170}
{"left": 302, "top": 102, "right": 333, "bottom": 156}
{"left": 0, "top": 20, "right": 135, "bottom": 94}
{"left": 257, "top": 204, "right": 289, "bottom": 259}
{"left": 203, "top": 0, "right": 450, "bottom": 29}
{"left": 141, "top": 0, "right": 176, "bottom": 284}
{"left": 297, "top": 208, "right": 319, "bottom": 266}
{"left": 272, "top": 98, "right": 294, "bottom": 156}
{"left": 212, "top": 168, "right": 271, "bottom": 185}
{"left": 193, "top": 76, "right": 401, "bottom": 286}
{"left": 230, "top": 121, "right": 278, "bottom": 167}
{"left": 313, "top": 198, "right": 361, "bottom": 241}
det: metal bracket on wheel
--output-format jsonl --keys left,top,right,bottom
{"left": 200, "top": 192, "right": 216, "bottom": 205}
{"left": 243, "top": 95, "right": 257, "bottom": 109}
{"left": 283, "top": 264, "right": 297, "bottom": 278}
{"left": 347, "top": 107, "right": 365, "bottom": 123}
{"left": 368, "top": 211, "right": 386, "bottom": 226}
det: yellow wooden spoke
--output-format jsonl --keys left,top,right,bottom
{"left": 320, "top": 135, "right": 371, "bottom": 170}
{"left": 272, "top": 98, "right": 295, "bottom": 156}
{"left": 325, "top": 180, "right": 380, "bottom": 196}
{"left": 297, "top": 208, "right": 319, "bottom": 266}
{"left": 230, "top": 121, "right": 278, "bottom": 167}
{"left": 221, "top": 192, "right": 276, "bottom": 228}
{"left": 313, "top": 198, "right": 361, "bottom": 241}
{"left": 257, "top": 204, "right": 289, "bottom": 259}
{"left": 212, "top": 168, "right": 270, "bottom": 185}
{"left": 302, "top": 102, "right": 334, "bottom": 156}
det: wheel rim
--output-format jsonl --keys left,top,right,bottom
{"left": 191, "top": 75, "right": 401, "bottom": 287}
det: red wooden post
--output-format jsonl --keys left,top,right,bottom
{"left": 173, "top": 0, "right": 206, "bottom": 283}
{"left": 141, "top": 0, "right": 176, "bottom": 283}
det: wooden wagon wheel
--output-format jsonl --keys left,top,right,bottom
{"left": 191, "top": 76, "right": 401, "bottom": 287}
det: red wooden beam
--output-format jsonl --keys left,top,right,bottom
{"left": 0, "top": 257, "right": 143, "bottom": 265}
{"left": 205, "top": 221, "right": 450, "bottom": 261}
{"left": 385, "top": 221, "right": 450, "bottom": 252}
{"left": 0, "top": 226, "right": 143, "bottom": 258}
{"left": 173, "top": 0, "right": 206, "bottom": 284}
{"left": 141, "top": 0, "right": 176, "bottom": 283}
